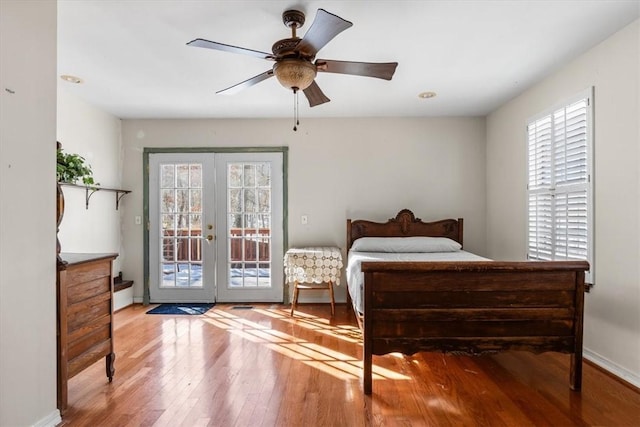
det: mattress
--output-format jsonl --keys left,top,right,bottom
{"left": 346, "top": 250, "right": 491, "bottom": 314}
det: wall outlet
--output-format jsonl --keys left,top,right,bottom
{"left": 301, "top": 215, "right": 308, "bottom": 225}
{"left": 135, "top": 215, "right": 141, "bottom": 225}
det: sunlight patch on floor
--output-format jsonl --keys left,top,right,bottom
{"left": 252, "top": 307, "right": 363, "bottom": 344}
{"left": 201, "top": 308, "right": 409, "bottom": 383}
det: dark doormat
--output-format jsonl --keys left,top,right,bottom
{"left": 146, "top": 303, "right": 215, "bottom": 315}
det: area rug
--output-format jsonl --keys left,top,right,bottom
{"left": 146, "top": 303, "right": 214, "bottom": 315}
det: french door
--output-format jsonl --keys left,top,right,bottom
{"left": 148, "top": 151, "right": 284, "bottom": 303}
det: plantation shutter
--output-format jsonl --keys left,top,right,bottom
{"left": 527, "top": 89, "right": 592, "bottom": 281}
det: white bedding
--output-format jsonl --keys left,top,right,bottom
{"left": 346, "top": 250, "right": 491, "bottom": 314}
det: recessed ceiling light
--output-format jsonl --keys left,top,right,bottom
{"left": 418, "top": 91, "right": 437, "bottom": 99}
{"left": 60, "top": 75, "right": 83, "bottom": 84}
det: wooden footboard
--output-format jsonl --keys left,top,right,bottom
{"left": 361, "top": 260, "right": 589, "bottom": 395}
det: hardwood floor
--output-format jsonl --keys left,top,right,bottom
{"left": 59, "top": 303, "right": 640, "bottom": 426}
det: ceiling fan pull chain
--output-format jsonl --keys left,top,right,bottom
{"left": 296, "top": 89, "right": 300, "bottom": 127}
{"left": 293, "top": 88, "right": 299, "bottom": 131}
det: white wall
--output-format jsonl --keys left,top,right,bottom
{"left": 0, "top": 1, "right": 60, "bottom": 426}
{"left": 486, "top": 20, "right": 640, "bottom": 386}
{"left": 57, "top": 89, "right": 123, "bottom": 265}
{"left": 57, "top": 89, "right": 132, "bottom": 310}
{"left": 120, "top": 117, "right": 486, "bottom": 303}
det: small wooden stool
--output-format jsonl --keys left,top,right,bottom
{"left": 283, "top": 246, "right": 343, "bottom": 317}
{"left": 290, "top": 280, "right": 335, "bottom": 316}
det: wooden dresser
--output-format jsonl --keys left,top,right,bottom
{"left": 57, "top": 252, "right": 118, "bottom": 413}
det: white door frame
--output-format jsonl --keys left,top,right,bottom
{"left": 142, "top": 147, "right": 288, "bottom": 305}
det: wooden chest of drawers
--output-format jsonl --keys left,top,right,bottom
{"left": 57, "top": 253, "right": 117, "bottom": 412}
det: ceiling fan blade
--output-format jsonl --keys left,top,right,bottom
{"left": 187, "top": 38, "right": 274, "bottom": 60}
{"left": 316, "top": 59, "right": 398, "bottom": 80}
{"left": 302, "top": 81, "right": 330, "bottom": 107}
{"left": 296, "top": 9, "right": 353, "bottom": 57}
{"left": 216, "top": 70, "right": 274, "bottom": 95}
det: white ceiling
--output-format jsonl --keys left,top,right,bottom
{"left": 57, "top": 0, "right": 639, "bottom": 119}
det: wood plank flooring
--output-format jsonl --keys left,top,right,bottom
{"left": 59, "top": 303, "right": 640, "bottom": 426}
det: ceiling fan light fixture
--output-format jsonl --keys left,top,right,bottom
{"left": 274, "top": 59, "right": 317, "bottom": 91}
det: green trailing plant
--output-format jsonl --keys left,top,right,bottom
{"left": 57, "top": 147, "right": 98, "bottom": 186}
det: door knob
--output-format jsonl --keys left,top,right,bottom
{"left": 206, "top": 235, "right": 213, "bottom": 241}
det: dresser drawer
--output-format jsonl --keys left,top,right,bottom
{"left": 68, "top": 322, "right": 111, "bottom": 361}
{"left": 67, "top": 340, "right": 112, "bottom": 379}
{"left": 67, "top": 276, "right": 111, "bottom": 304}
{"left": 67, "top": 292, "right": 111, "bottom": 333}
{"left": 66, "top": 260, "right": 111, "bottom": 286}
{"left": 67, "top": 312, "right": 111, "bottom": 343}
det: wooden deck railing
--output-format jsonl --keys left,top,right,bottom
{"left": 162, "top": 228, "right": 270, "bottom": 262}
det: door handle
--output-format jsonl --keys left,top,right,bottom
{"left": 205, "top": 224, "right": 214, "bottom": 244}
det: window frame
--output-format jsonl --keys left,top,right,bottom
{"left": 525, "top": 87, "right": 594, "bottom": 284}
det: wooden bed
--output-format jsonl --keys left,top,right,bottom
{"left": 346, "top": 209, "right": 589, "bottom": 395}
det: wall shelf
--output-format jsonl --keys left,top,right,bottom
{"left": 59, "top": 183, "right": 131, "bottom": 210}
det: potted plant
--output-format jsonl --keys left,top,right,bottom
{"left": 57, "top": 145, "right": 97, "bottom": 186}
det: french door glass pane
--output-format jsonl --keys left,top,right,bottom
{"left": 160, "top": 163, "right": 203, "bottom": 288}
{"left": 228, "top": 162, "right": 272, "bottom": 288}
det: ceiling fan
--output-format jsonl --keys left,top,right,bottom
{"left": 187, "top": 8, "right": 398, "bottom": 109}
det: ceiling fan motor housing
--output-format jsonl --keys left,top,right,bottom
{"left": 272, "top": 38, "right": 302, "bottom": 57}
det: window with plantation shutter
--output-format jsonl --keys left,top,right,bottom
{"left": 527, "top": 88, "right": 593, "bottom": 283}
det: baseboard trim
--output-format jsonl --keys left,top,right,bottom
{"left": 32, "top": 409, "right": 61, "bottom": 427}
{"left": 133, "top": 296, "right": 144, "bottom": 304}
{"left": 584, "top": 348, "right": 640, "bottom": 389}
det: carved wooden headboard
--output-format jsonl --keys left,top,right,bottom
{"left": 346, "top": 209, "right": 463, "bottom": 250}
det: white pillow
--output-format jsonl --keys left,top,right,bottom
{"left": 350, "top": 236, "right": 461, "bottom": 253}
